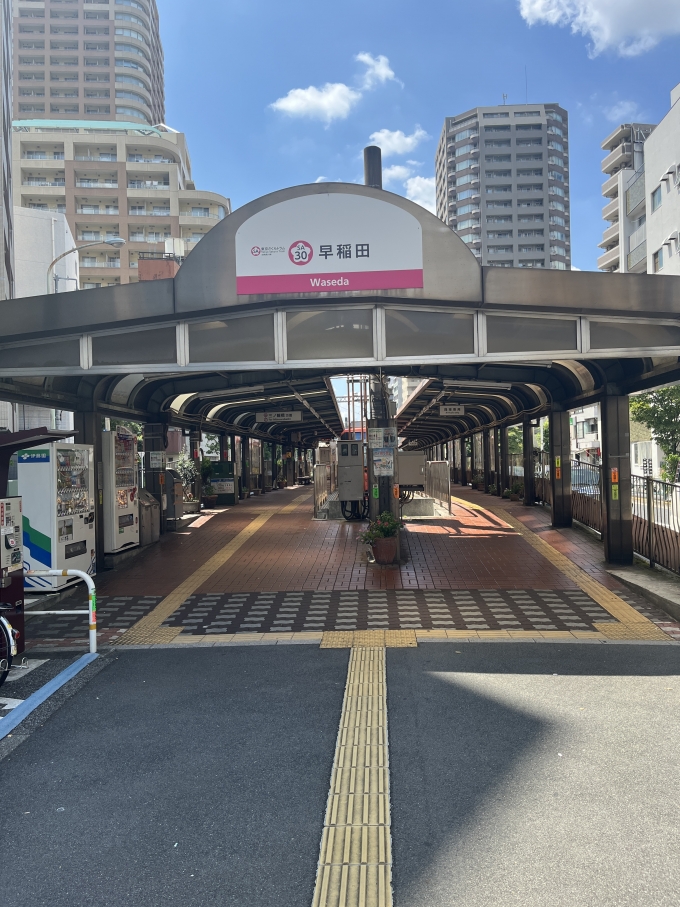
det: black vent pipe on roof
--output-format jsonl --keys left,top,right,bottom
{"left": 363, "top": 145, "right": 382, "bottom": 189}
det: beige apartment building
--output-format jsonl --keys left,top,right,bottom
{"left": 12, "top": 119, "right": 230, "bottom": 287}
{"left": 13, "top": 0, "right": 164, "bottom": 126}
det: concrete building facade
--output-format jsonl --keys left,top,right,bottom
{"left": 435, "top": 102, "right": 571, "bottom": 269}
{"left": 644, "top": 83, "right": 680, "bottom": 277}
{"left": 12, "top": 119, "right": 230, "bottom": 287}
{"left": 2, "top": 0, "right": 14, "bottom": 300}
{"left": 12, "top": 0, "right": 164, "bottom": 127}
{"left": 597, "top": 122, "right": 655, "bottom": 274}
{"left": 13, "top": 203, "right": 78, "bottom": 294}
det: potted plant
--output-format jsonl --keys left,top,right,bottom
{"left": 473, "top": 471, "right": 485, "bottom": 491}
{"left": 360, "top": 511, "right": 403, "bottom": 565}
{"left": 502, "top": 488, "right": 512, "bottom": 499}
{"left": 202, "top": 482, "right": 218, "bottom": 508}
{"left": 488, "top": 484, "right": 497, "bottom": 495}
{"left": 510, "top": 481, "right": 523, "bottom": 502}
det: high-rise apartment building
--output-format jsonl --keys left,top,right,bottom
{"left": 10, "top": 0, "right": 230, "bottom": 289}
{"left": 435, "top": 103, "right": 571, "bottom": 269}
{"left": 12, "top": 0, "right": 164, "bottom": 126}
{"left": 1, "top": 0, "right": 14, "bottom": 299}
{"left": 12, "top": 119, "right": 230, "bottom": 287}
{"left": 597, "top": 122, "right": 655, "bottom": 273}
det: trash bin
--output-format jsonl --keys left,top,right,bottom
{"left": 138, "top": 488, "right": 161, "bottom": 546}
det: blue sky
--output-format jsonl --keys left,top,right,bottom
{"left": 159, "top": 0, "right": 680, "bottom": 271}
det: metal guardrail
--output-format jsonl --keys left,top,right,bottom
{"left": 313, "top": 463, "right": 329, "bottom": 518}
{"left": 426, "top": 460, "right": 452, "bottom": 514}
{"left": 631, "top": 474, "right": 680, "bottom": 573}
{"left": 571, "top": 460, "right": 603, "bottom": 533}
{"left": 24, "top": 570, "right": 97, "bottom": 654}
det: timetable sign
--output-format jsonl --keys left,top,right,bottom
{"left": 440, "top": 404, "right": 464, "bottom": 417}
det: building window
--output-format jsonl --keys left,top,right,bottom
{"left": 550, "top": 261, "right": 567, "bottom": 270}
{"left": 651, "top": 186, "right": 662, "bottom": 212}
{"left": 483, "top": 112, "right": 510, "bottom": 118}
{"left": 652, "top": 248, "right": 664, "bottom": 272}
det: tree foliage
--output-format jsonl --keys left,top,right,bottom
{"left": 630, "top": 389, "right": 680, "bottom": 482}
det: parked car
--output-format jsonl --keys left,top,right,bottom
{"left": 572, "top": 463, "right": 601, "bottom": 496}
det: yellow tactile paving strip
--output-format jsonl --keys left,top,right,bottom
{"left": 321, "top": 630, "right": 417, "bottom": 649}
{"left": 115, "top": 494, "right": 312, "bottom": 646}
{"left": 312, "top": 647, "right": 392, "bottom": 907}
{"left": 452, "top": 496, "right": 670, "bottom": 641}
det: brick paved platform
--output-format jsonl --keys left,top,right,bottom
{"left": 21, "top": 485, "right": 680, "bottom": 649}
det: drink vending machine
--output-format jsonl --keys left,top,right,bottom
{"left": 18, "top": 443, "right": 96, "bottom": 591}
{"left": 103, "top": 426, "right": 139, "bottom": 553}
{"left": 1, "top": 496, "right": 24, "bottom": 655}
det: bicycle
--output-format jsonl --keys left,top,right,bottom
{"left": 0, "top": 609, "right": 18, "bottom": 688}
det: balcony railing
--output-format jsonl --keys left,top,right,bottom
{"left": 22, "top": 179, "right": 65, "bottom": 187}
{"left": 76, "top": 180, "right": 118, "bottom": 188}
{"left": 129, "top": 209, "right": 170, "bottom": 216}
{"left": 74, "top": 155, "right": 117, "bottom": 162}
{"left": 128, "top": 180, "right": 170, "bottom": 189}
{"left": 180, "top": 210, "right": 217, "bottom": 218}
{"left": 80, "top": 259, "right": 121, "bottom": 268}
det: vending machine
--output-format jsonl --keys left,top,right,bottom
{"left": 17, "top": 443, "right": 96, "bottom": 591}
{"left": 103, "top": 426, "right": 139, "bottom": 553}
{"left": 1, "top": 496, "right": 25, "bottom": 653}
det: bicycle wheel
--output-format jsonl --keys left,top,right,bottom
{"left": 0, "top": 619, "right": 12, "bottom": 687}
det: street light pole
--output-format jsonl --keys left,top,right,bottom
{"left": 46, "top": 236, "right": 126, "bottom": 295}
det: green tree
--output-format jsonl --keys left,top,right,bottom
{"left": 630, "top": 389, "right": 680, "bottom": 482}
{"left": 508, "top": 425, "right": 523, "bottom": 455}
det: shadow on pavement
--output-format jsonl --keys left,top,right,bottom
{"left": 0, "top": 647, "right": 348, "bottom": 907}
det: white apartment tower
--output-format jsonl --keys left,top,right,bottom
{"left": 435, "top": 102, "right": 571, "bottom": 269}
{"left": 597, "top": 122, "right": 655, "bottom": 273}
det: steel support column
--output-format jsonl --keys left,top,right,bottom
{"left": 483, "top": 428, "right": 491, "bottom": 493}
{"left": 549, "top": 408, "right": 572, "bottom": 527}
{"left": 601, "top": 395, "right": 633, "bottom": 564}
{"left": 460, "top": 437, "right": 468, "bottom": 486}
{"left": 500, "top": 426, "right": 509, "bottom": 493}
{"left": 523, "top": 418, "right": 535, "bottom": 505}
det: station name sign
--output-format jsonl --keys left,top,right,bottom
{"left": 235, "top": 193, "right": 423, "bottom": 296}
{"left": 254, "top": 411, "right": 303, "bottom": 423}
{"left": 440, "top": 404, "right": 465, "bottom": 416}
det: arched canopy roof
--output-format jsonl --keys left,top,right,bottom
{"left": 2, "top": 182, "right": 680, "bottom": 445}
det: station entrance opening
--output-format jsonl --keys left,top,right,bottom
{"left": 3, "top": 178, "right": 680, "bottom": 651}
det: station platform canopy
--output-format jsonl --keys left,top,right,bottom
{"left": 2, "top": 181, "right": 680, "bottom": 445}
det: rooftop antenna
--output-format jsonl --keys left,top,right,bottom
{"left": 502, "top": 93, "right": 508, "bottom": 105}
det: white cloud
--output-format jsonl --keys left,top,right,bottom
{"left": 518, "top": 0, "right": 680, "bottom": 56}
{"left": 355, "top": 52, "right": 399, "bottom": 89}
{"left": 368, "top": 126, "right": 429, "bottom": 158}
{"left": 383, "top": 164, "right": 413, "bottom": 185}
{"left": 404, "top": 176, "right": 436, "bottom": 214}
{"left": 271, "top": 53, "right": 399, "bottom": 125}
{"left": 603, "top": 99, "right": 642, "bottom": 122}
{"left": 315, "top": 176, "right": 328, "bottom": 183}
{"left": 270, "top": 83, "right": 361, "bottom": 124}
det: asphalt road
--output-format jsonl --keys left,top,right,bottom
{"left": 0, "top": 646, "right": 348, "bottom": 907}
{"left": 388, "top": 642, "right": 680, "bottom": 907}
{"left": 3, "top": 642, "right": 679, "bottom": 907}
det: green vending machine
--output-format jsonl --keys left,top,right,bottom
{"left": 211, "top": 460, "right": 237, "bottom": 505}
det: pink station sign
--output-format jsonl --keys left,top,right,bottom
{"left": 235, "top": 193, "right": 424, "bottom": 296}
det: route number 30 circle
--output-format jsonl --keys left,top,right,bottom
{"left": 288, "top": 240, "right": 313, "bottom": 266}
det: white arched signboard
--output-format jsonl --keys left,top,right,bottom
{"left": 235, "top": 193, "right": 423, "bottom": 295}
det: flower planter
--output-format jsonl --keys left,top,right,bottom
{"left": 371, "top": 535, "right": 398, "bottom": 565}
{"left": 510, "top": 494, "right": 519, "bottom": 502}
{"left": 202, "top": 494, "right": 218, "bottom": 508}
{"left": 476, "top": 483, "right": 485, "bottom": 492}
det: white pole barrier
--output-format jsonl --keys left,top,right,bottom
{"left": 24, "top": 570, "right": 97, "bottom": 654}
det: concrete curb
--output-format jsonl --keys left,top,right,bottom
{"left": 608, "top": 567, "right": 680, "bottom": 623}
